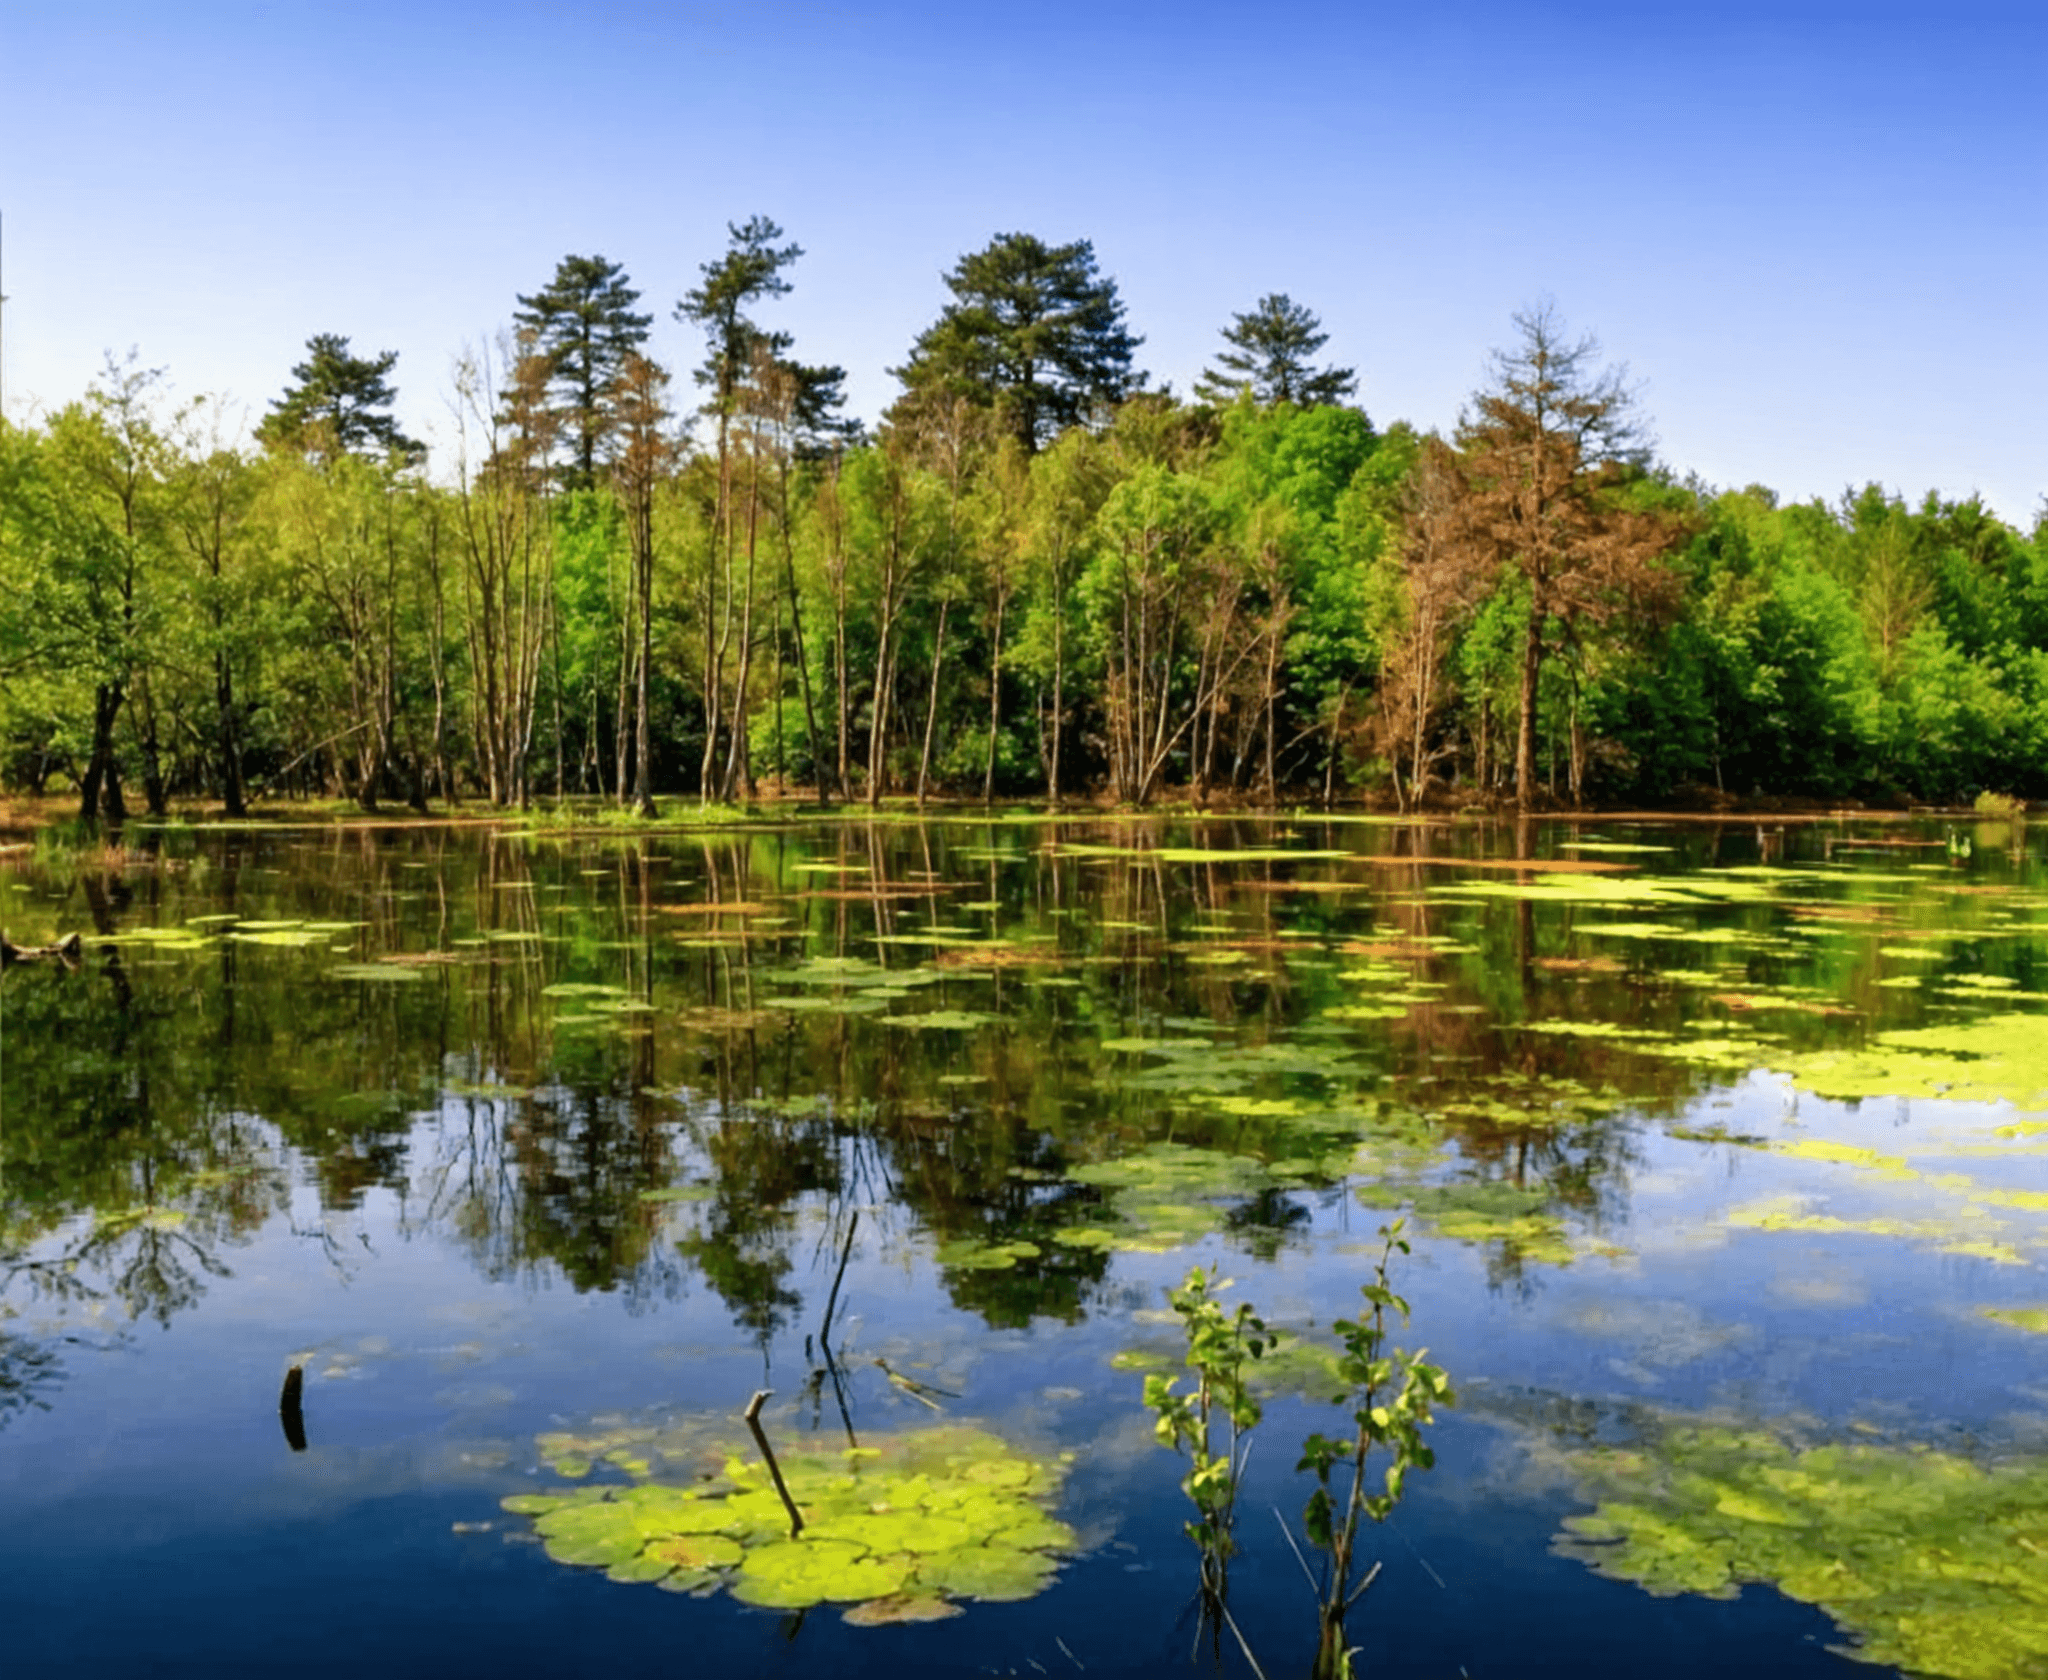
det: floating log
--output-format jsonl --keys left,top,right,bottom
{"left": 0, "top": 932, "right": 82, "bottom": 969}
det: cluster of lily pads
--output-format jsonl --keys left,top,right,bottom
{"left": 501, "top": 1423, "right": 1078, "bottom": 1622}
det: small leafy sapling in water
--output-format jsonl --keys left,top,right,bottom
{"left": 1294, "top": 1221, "right": 1454, "bottom": 1680}
{"left": 1144, "top": 1265, "right": 1269, "bottom": 1614}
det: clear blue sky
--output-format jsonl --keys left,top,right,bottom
{"left": 1, "top": 0, "right": 2040, "bottom": 522}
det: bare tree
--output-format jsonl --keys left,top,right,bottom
{"left": 1456, "top": 303, "right": 1683, "bottom": 805}
{"left": 1375, "top": 437, "right": 1484, "bottom": 809}
{"left": 610, "top": 351, "right": 678, "bottom": 814}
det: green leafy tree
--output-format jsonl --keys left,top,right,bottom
{"left": 166, "top": 403, "right": 262, "bottom": 815}
{"left": 23, "top": 354, "right": 179, "bottom": 820}
{"left": 1195, "top": 292, "right": 1357, "bottom": 409}
{"left": 892, "top": 232, "right": 1144, "bottom": 455}
{"left": 1082, "top": 461, "right": 1226, "bottom": 803}
{"left": 255, "top": 333, "right": 422, "bottom": 463}
{"left": 1210, "top": 401, "right": 1392, "bottom": 800}
{"left": 512, "top": 254, "right": 653, "bottom": 489}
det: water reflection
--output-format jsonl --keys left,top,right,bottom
{"left": 0, "top": 812, "right": 2042, "bottom": 1365}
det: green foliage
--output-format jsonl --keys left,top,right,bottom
{"left": 1141, "top": 1228, "right": 1452, "bottom": 1677}
{"left": 1194, "top": 294, "right": 1358, "bottom": 410}
{"left": 254, "top": 333, "right": 421, "bottom": 463}
{"left": 1296, "top": 1221, "right": 1454, "bottom": 1679}
{"left": 1559, "top": 1420, "right": 2048, "bottom": 1680}
{"left": 502, "top": 1423, "right": 1077, "bottom": 1621}
{"left": 1142, "top": 1264, "right": 1268, "bottom": 1601}
{"left": 6, "top": 270, "right": 2048, "bottom": 813}
{"left": 892, "top": 232, "right": 1144, "bottom": 454}
{"left": 512, "top": 253, "right": 652, "bottom": 487}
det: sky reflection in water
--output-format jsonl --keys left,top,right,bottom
{"left": 1, "top": 812, "right": 2044, "bottom": 1676}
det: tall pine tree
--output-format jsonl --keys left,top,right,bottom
{"left": 256, "top": 333, "right": 422, "bottom": 463}
{"left": 1195, "top": 293, "right": 1357, "bottom": 408}
{"left": 512, "top": 254, "right": 652, "bottom": 488}
{"left": 891, "top": 233, "right": 1144, "bottom": 453}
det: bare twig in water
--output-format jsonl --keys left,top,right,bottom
{"left": 819, "top": 1208, "right": 858, "bottom": 1348}
{"left": 743, "top": 1389, "right": 804, "bottom": 1538}
{"left": 1220, "top": 1603, "right": 1271, "bottom": 1680}
{"left": 1275, "top": 1506, "right": 1321, "bottom": 1594}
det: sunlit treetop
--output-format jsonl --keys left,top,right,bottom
{"left": 255, "top": 332, "right": 423, "bottom": 466}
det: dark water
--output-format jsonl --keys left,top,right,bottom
{"left": 2, "top": 812, "right": 2044, "bottom": 1678}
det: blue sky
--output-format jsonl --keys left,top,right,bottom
{"left": 1, "top": 0, "right": 2040, "bottom": 522}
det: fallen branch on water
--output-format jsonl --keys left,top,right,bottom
{"left": 0, "top": 932, "right": 82, "bottom": 969}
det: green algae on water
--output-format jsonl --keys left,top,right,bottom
{"left": 1557, "top": 1419, "right": 2048, "bottom": 1680}
{"left": 501, "top": 1424, "right": 1077, "bottom": 1621}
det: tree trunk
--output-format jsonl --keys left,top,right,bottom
{"left": 983, "top": 590, "right": 1005, "bottom": 804}
{"left": 916, "top": 596, "right": 949, "bottom": 808}
{"left": 633, "top": 512, "right": 655, "bottom": 816}
{"left": 80, "top": 682, "right": 126, "bottom": 824}
{"left": 721, "top": 453, "right": 762, "bottom": 804}
{"left": 1515, "top": 592, "right": 1543, "bottom": 806}
{"left": 778, "top": 516, "right": 823, "bottom": 802}
{"left": 833, "top": 570, "right": 852, "bottom": 802}
{"left": 131, "top": 677, "right": 168, "bottom": 818}
{"left": 614, "top": 545, "right": 635, "bottom": 807}
{"left": 1048, "top": 581, "right": 1065, "bottom": 807}
{"left": 215, "top": 647, "right": 247, "bottom": 817}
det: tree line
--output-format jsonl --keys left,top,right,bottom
{"left": 2, "top": 218, "right": 2043, "bottom": 821}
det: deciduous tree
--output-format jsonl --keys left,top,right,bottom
{"left": 1455, "top": 303, "right": 1684, "bottom": 805}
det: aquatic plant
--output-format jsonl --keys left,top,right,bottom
{"left": 1974, "top": 791, "right": 2026, "bottom": 821}
{"left": 501, "top": 1423, "right": 1077, "bottom": 1622}
{"left": 1141, "top": 1225, "right": 1452, "bottom": 1679}
{"left": 1558, "top": 1419, "right": 2048, "bottom": 1680}
{"left": 1295, "top": 1221, "right": 1455, "bottom": 1679}
{"left": 1143, "top": 1265, "right": 1268, "bottom": 1618}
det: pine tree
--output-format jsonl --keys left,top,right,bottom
{"left": 256, "top": 333, "right": 422, "bottom": 463}
{"left": 891, "top": 233, "right": 1144, "bottom": 453}
{"left": 675, "top": 216, "right": 803, "bottom": 424}
{"left": 1195, "top": 293, "right": 1356, "bottom": 408}
{"left": 512, "top": 254, "right": 652, "bottom": 488}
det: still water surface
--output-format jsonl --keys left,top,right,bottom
{"left": 2, "top": 812, "right": 2044, "bottom": 1677}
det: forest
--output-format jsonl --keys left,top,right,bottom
{"left": 3, "top": 219, "right": 2043, "bottom": 821}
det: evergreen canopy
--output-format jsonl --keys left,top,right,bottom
{"left": 512, "top": 254, "right": 653, "bottom": 487}
{"left": 891, "top": 232, "right": 1144, "bottom": 453}
{"left": 1195, "top": 293, "right": 1357, "bottom": 410}
{"left": 255, "top": 333, "right": 421, "bottom": 463}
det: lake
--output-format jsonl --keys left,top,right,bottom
{"left": 2, "top": 811, "right": 2044, "bottom": 1678}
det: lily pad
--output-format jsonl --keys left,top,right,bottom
{"left": 500, "top": 1422, "right": 1076, "bottom": 1617}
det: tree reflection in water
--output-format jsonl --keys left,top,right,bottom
{"left": 0, "top": 817, "right": 1765, "bottom": 1415}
